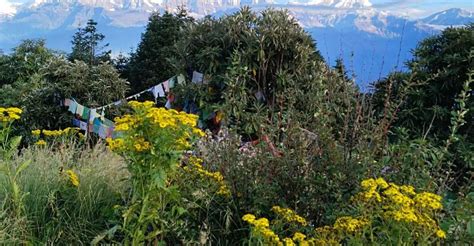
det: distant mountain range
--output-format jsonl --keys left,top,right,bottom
{"left": 0, "top": 0, "right": 473, "bottom": 88}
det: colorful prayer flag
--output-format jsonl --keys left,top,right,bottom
{"left": 68, "top": 101, "right": 77, "bottom": 114}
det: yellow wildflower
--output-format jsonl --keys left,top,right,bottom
{"left": 35, "top": 139, "right": 47, "bottom": 146}
{"left": 242, "top": 214, "right": 256, "bottom": 223}
{"left": 436, "top": 229, "right": 446, "bottom": 239}
{"left": 400, "top": 185, "right": 416, "bottom": 196}
{"left": 192, "top": 128, "right": 206, "bottom": 137}
{"left": 31, "top": 129, "right": 41, "bottom": 136}
{"left": 282, "top": 238, "right": 295, "bottom": 246}
{"left": 66, "top": 170, "right": 80, "bottom": 187}
{"left": 133, "top": 137, "right": 151, "bottom": 152}
{"left": 106, "top": 138, "right": 125, "bottom": 151}
{"left": 292, "top": 232, "right": 306, "bottom": 242}
{"left": 414, "top": 192, "right": 443, "bottom": 210}
{"left": 333, "top": 216, "right": 369, "bottom": 233}
{"left": 253, "top": 218, "right": 270, "bottom": 228}
{"left": 361, "top": 178, "right": 376, "bottom": 190}
{"left": 375, "top": 177, "right": 389, "bottom": 189}
{"left": 271, "top": 206, "right": 308, "bottom": 226}
{"left": 0, "top": 107, "right": 22, "bottom": 122}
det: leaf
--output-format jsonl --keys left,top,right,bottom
{"left": 468, "top": 219, "right": 474, "bottom": 236}
{"left": 92, "top": 225, "right": 120, "bottom": 245}
{"left": 15, "top": 160, "right": 31, "bottom": 178}
{"left": 8, "top": 136, "right": 22, "bottom": 155}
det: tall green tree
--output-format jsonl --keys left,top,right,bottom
{"left": 372, "top": 24, "right": 473, "bottom": 139}
{"left": 0, "top": 39, "right": 54, "bottom": 86}
{"left": 167, "top": 7, "right": 325, "bottom": 136}
{"left": 69, "top": 19, "right": 111, "bottom": 65}
{"left": 127, "top": 9, "right": 193, "bottom": 93}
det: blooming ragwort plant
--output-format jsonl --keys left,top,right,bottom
{"left": 106, "top": 101, "right": 206, "bottom": 244}
{"left": 242, "top": 177, "right": 446, "bottom": 245}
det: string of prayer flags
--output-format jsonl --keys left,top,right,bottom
{"left": 177, "top": 74, "right": 185, "bottom": 85}
{"left": 163, "top": 80, "right": 170, "bottom": 93}
{"left": 63, "top": 74, "right": 188, "bottom": 139}
{"left": 79, "top": 121, "right": 88, "bottom": 131}
{"left": 82, "top": 107, "right": 90, "bottom": 121}
{"left": 65, "top": 98, "right": 115, "bottom": 140}
{"left": 151, "top": 84, "right": 165, "bottom": 98}
{"left": 192, "top": 71, "right": 204, "bottom": 84}
{"left": 68, "top": 100, "right": 77, "bottom": 114}
{"left": 168, "top": 76, "right": 176, "bottom": 88}
{"left": 89, "top": 109, "right": 99, "bottom": 124}
{"left": 75, "top": 104, "right": 84, "bottom": 117}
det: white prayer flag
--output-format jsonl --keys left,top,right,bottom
{"left": 151, "top": 84, "right": 165, "bottom": 98}
{"left": 192, "top": 71, "right": 203, "bottom": 84}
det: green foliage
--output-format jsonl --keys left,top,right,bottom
{"left": 69, "top": 19, "right": 111, "bottom": 65}
{"left": 0, "top": 116, "right": 127, "bottom": 243}
{"left": 373, "top": 24, "right": 473, "bottom": 140}
{"left": 167, "top": 7, "right": 324, "bottom": 136}
{"left": 0, "top": 40, "right": 129, "bottom": 140}
{"left": 127, "top": 10, "right": 193, "bottom": 93}
{"left": 0, "top": 39, "right": 55, "bottom": 86}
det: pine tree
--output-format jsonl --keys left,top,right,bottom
{"left": 127, "top": 9, "right": 193, "bottom": 93}
{"left": 69, "top": 19, "right": 111, "bottom": 65}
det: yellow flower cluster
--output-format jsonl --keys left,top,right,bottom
{"left": 271, "top": 206, "right": 308, "bottom": 226}
{"left": 0, "top": 107, "right": 22, "bottom": 123}
{"left": 110, "top": 101, "right": 205, "bottom": 155}
{"left": 333, "top": 216, "right": 369, "bottom": 233}
{"left": 114, "top": 101, "right": 204, "bottom": 134}
{"left": 242, "top": 214, "right": 281, "bottom": 244}
{"left": 355, "top": 177, "right": 445, "bottom": 238}
{"left": 35, "top": 139, "right": 47, "bottom": 146}
{"left": 133, "top": 137, "right": 151, "bottom": 152}
{"left": 106, "top": 138, "right": 125, "bottom": 151}
{"left": 243, "top": 213, "right": 318, "bottom": 246}
{"left": 414, "top": 192, "right": 443, "bottom": 210}
{"left": 107, "top": 136, "right": 151, "bottom": 152}
{"left": 66, "top": 169, "right": 80, "bottom": 187}
{"left": 184, "top": 157, "right": 231, "bottom": 197}
{"left": 34, "top": 127, "right": 80, "bottom": 137}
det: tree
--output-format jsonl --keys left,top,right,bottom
{"left": 168, "top": 7, "right": 325, "bottom": 136}
{"left": 0, "top": 39, "right": 54, "bottom": 86}
{"left": 0, "top": 40, "right": 129, "bottom": 141}
{"left": 113, "top": 52, "right": 130, "bottom": 78}
{"left": 127, "top": 9, "right": 193, "bottom": 93}
{"left": 69, "top": 19, "right": 111, "bottom": 65}
{"left": 372, "top": 24, "right": 473, "bottom": 140}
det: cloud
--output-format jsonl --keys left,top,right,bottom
{"left": 0, "top": 0, "right": 17, "bottom": 15}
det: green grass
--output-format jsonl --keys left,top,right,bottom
{"left": 0, "top": 142, "right": 129, "bottom": 244}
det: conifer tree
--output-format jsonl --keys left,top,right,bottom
{"left": 127, "top": 9, "right": 193, "bottom": 93}
{"left": 69, "top": 19, "right": 111, "bottom": 65}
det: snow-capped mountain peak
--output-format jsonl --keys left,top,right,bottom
{"left": 29, "top": 0, "right": 162, "bottom": 11}
{"left": 422, "top": 8, "right": 474, "bottom": 26}
{"left": 302, "top": 0, "right": 372, "bottom": 8}
{"left": 334, "top": 0, "right": 371, "bottom": 8}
